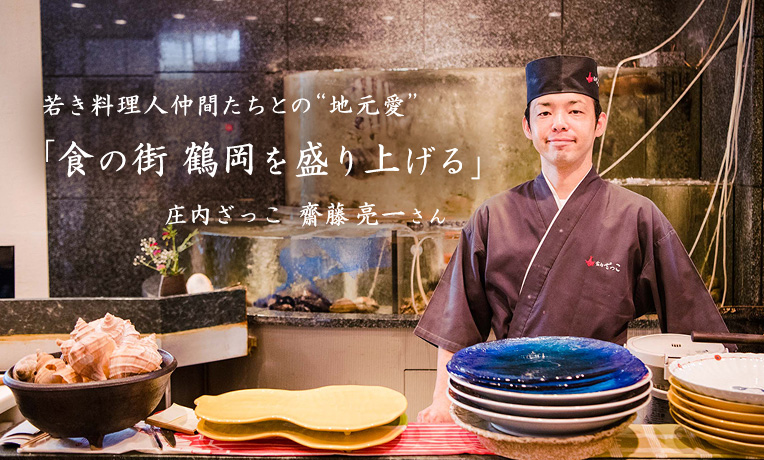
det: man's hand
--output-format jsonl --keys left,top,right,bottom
{"left": 417, "top": 347, "right": 455, "bottom": 423}
{"left": 417, "top": 395, "right": 452, "bottom": 423}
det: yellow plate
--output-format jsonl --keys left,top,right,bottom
{"left": 666, "top": 387, "right": 764, "bottom": 425}
{"left": 672, "top": 409, "right": 764, "bottom": 457}
{"left": 669, "top": 392, "right": 764, "bottom": 435}
{"left": 670, "top": 407, "right": 764, "bottom": 444}
{"left": 194, "top": 385, "right": 407, "bottom": 432}
{"left": 197, "top": 417, "right": 406, "bottom": 451}
{"left": 670, "top": 377, "right": 764, "bottom": 414}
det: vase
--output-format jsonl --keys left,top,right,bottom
{"left": 158, "top": 274, "right": 187, "bottom": 296}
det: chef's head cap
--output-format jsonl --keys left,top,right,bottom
{"left": 525, "top": 55, "right": 599, "bottom": 104}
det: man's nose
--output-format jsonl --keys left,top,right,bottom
{"left": 551, "top": 112, "right": 568, "bottom": 131}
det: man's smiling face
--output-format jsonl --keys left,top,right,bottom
{"left": 522, "top": 93, "right": 607, "bottom": 172}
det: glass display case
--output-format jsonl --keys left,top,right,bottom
{"left": 190, "top": 218, "right": 461, "bottom": 314}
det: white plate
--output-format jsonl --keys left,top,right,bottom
{"left": 449, "top": 369, "right": 652, "bottom": 406}
{"left": 668, "top": 353, "right": 764, "bottom": 405}
{"left": 449, "top": 379, "right": 652, "bottom": 418}
{"left": 447, "top": 391, "right": 649, "bottom": 437}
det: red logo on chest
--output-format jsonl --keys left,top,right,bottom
{"left": 585, "top": 256, "right": 621, "bottom": 272}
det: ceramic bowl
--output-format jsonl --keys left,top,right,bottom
{"left": 447, "top": 337, "right": 638, "bottom": 385}
{"left": 449, "top": 378, "right": 652, "bottom": 418}
{"left": 668, "top": 391, "right": 764, "bottom": 435}
{"left": 3, "top": 349, "right": 176, "bottom": 447}
{"left": 447, "top": 389, "right": 649, "bottom": 437}
{"left": 668, "top": 353, "right": 764, "bottom": 405}
{"left": 450, "top": 405, "right": 635, "bottom": 460}
{"left": 671, "top": 409, "right": 764, "bottom": 457}
{"left": 669, "top": 376, "right": 764, "bottom": 414}
{"left": 449, "top": 369, "right": 652, "bottom": 406}
{"left": 670, "top": 407, "right": 764, "bottom": 444}
{"left": 667, "top": 387, "right": 764, "bottom": 427}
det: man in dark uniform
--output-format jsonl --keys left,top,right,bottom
{"left": 415, "top": 55, "right": 733, "bottom": 423}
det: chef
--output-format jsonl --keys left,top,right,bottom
{"left": 415, "top": 55, "right": 733, "bottom": 423}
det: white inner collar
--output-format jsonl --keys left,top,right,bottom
{"left": 542, "top": 168, "right": 590, "bottom": 210}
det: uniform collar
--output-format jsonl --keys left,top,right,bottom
{"left": 534, "top": 166, "right": 600, "bottom": 227}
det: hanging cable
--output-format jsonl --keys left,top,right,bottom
{"left": 696, "top": 0, "right": 733, "bottom": 67}
{"left": 600, "top": 9, "right": 743, "bottom": 177}
{"left": 700, "top": 0, "right": 754, "bottom": 306}
{"left": 596, "top": 0, "right": 708, "bottom": 172}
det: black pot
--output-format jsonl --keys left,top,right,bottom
{"left": 3, "top": 349, "right": 177, "bottom": 447}
{"left": 159, "top": 274, "right": 187, "bottom": 296}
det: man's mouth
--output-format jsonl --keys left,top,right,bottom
{"left": 548, "top": 138, "right": 575, "bottom": 144}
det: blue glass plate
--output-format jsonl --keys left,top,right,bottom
{"left": 447, "top": 336, "right": 640, "bottom": 385}
{"left": 449, "top": 357, "right": 648, "bottom": 394}
{"left": 449, "top": 355, "right": 647, "bottom": 392}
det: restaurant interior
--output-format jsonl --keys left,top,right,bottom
{"left": 0, "top": 0, "right": 763, "bottom": 458}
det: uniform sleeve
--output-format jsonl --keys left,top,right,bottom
{"left": 634, "top": 228, "right": 732, "bottom": 339}
{"left": 414, "top": 208, "right": 493, "bottom": 353}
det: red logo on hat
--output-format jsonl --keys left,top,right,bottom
{"left": 586, "top": 72, "right": 594, "bottom": 83}
{"left": 585, "top": 256, "right": 595, "bottom": 267}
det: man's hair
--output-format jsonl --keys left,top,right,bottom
{"left": 524, "top": 98, "right": 602, "bottom": 128}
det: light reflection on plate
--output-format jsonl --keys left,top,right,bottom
{"left": 448, "top": 337, "right": 639, "bottom": 385}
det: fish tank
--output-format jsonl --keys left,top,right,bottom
{"left": 189, "top": 216, "right": 462, "bottom": 314}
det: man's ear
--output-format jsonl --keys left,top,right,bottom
{"left": 522, "top": 116, "right": 532, "bottom": 140}
{"left": 594, "top": 111, "right": 607, "bottom": 137}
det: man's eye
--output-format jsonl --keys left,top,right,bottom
{"left": 538, "top": 112, "right": 550, "bottom": 116}
{"left": 571, "top": 110, "right": 582, "bottom": 114}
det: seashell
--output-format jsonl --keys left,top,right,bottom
{"left": 353, "top": 296, "right": 379, "bottom": 313}
{"left": 139, "top": 333, "right": 159, "bottom": 351}
{"left": 329, "top": 298, "right": 358, "bottom": 313}
{"left": 11, "top": 353, "right": 38, "bottom": 382}
{"left": 35, "top": 352, "right": 55, "bottom": 372}
{"left": 57, "top": 338, "right": 73, "bottom": 363}
{"left": 70, "top": 317, "right": 88, "bottom": 339}
{"left": 108, "top": 341, "right": 161, "bottom": 379}
{"left": 62, "top": 318, "right": 117, "bottom": 381}
{"left": 96, "top": 313, "right": 127, "bottom": 343}
{"left": 52, "top": 364, "right": 81, "bottom": 384}
{"left": 120, "top": 320, "right": 140, "bottom": 344}
{"left": 186, "top": 273, "right": 214, "bottom": 294}
{"left": 34, "top": 358, "right": 67, "bottom": 384}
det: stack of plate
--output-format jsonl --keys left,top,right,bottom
{"left": 193, "top": 385, "right": 407, "bottom": 451}
{"left": 668, "top": 353, "right": 764, "bottom": 457}
{"left": 447, "top": 337, "right": 652, "bottom": 438}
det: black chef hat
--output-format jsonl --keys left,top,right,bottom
{"left": 525, "top": 55, "right": 599, "bottom": 104}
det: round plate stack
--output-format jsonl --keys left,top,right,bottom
{"left": 193, "top": 386, "right": 408, "bottom": 451}
{"left": 668, "top": 353, "right": 764, "bottom": 458}
{"left": 447, "top": 336, "right": 651, "bottom": 450}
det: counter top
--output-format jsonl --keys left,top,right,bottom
{"left": 248, "top": 306, "right": 764, "bottom": 334}
{"left": 248, "top": 308, "right": 421, "bottom": 328}
{"left": 0, "top": 448, "right": 501, "bottom": 459}
{"left": 0, "top": 445, "right": 751, "bottom": 459}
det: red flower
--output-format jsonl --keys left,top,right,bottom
{"left": 153, "top": 249, "right": 161, "bottom": 255}
{"left": 150, "top": 242, "right": 158, "bottom": 246}
{"left": 162, "top": 232, "right": 169, "bottom": 236}
{"left": 157, "top": 264, "right": 166, "bottom": 270}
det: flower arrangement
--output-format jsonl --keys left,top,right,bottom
{"left": 133, "top": 224, "right": 199, "bottom": 276}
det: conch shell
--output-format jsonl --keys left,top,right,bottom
{"left": 11, "top": 353, "right": 37, "bottom": 382}
{"left": 108, "top": 334, "right": 161, "bottom": 379}
{"left": 95, "top": 313, "right": 139, "bottom": 344}
{"left": 58, "top": 317, "right": 116, "bottom": 381}
{"left": 32, "top": 353, "right": 81, "bottom": 384}
{"left": 34, "top": 357, "right": 67, "bottom": 384}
